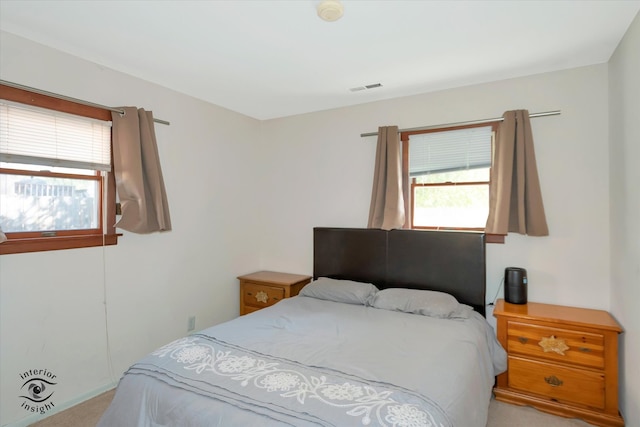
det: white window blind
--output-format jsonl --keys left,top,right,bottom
{"left": 0, "top": 100, "right": 112, "bottom": 171}
{"left": 409, "top": 126, "right": 492, "bottom": 177}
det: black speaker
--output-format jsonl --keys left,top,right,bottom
{"left": 504, "top": 267, "right": 527, "bottom": 304}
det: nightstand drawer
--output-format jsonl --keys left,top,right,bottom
{"left": 242, "top": 283, "right": 284, "bottom": 309}
{"left": 509, "top": 356, "right": 605, "bottom": 409}
{"left": 238, "top": 271, "right": 312, "bottom": 316}
{"left": 507, "top": 321, "right": 605, "bottom": 369}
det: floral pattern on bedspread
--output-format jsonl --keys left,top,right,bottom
{"left": 130, "top": 335, "right": 452, "bottom": 427}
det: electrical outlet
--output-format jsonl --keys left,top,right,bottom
{"left": 187, "top": 316, "right": 196, "bottom": 332}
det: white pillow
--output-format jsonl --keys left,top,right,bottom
{"left": 369, "top": 288, "right": 470, "bottom": 318}
{"left": 299, "top": 277, "right": 378, "bottom": 305}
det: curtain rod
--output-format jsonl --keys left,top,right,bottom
{"left": 360, "top": 110, "right": 560, "bottom": 137}
{"left": 0, "top": 79, "right": 170, "bottom": 126}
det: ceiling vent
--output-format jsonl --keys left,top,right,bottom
{"left": 349, "top": 83, "right": 383, "bottom": 92}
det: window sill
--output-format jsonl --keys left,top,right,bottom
{"left": 486, "top": 234, "right": 505, "bottom": 244}
{"left": 410, "top": 227, "right": 505, "bottom": 244}
{"left": 0, "top": 234, "right": 120, "bottom": 255}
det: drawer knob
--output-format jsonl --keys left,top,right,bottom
{"left": 578, "top": 347, "right": 591, "bottom": 353}
{"left": 518, "top": 336, "right": 529, "bottom": 344}
{"left": 255, "top": 291, "right": 269, "bottom": 304}
{"left": 544, "top": 375, "right": 564, "bottom": 387}
{"left": 539, "top": 335, "right": 570, "bottom": 355}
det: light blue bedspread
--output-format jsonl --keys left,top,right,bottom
{"left": 98, "top": 296, "right": 506, "bottom": 426}
{"left": 126, "top": 335, "right": 451, "bottom": 426}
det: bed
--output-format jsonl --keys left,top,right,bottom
{"left": 98, "top": 227, "right": 506, "bottom": 427}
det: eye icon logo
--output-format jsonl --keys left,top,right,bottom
{"left": 19, "top": 369, "right": 57, "bottom": 414}
{"left": 21, "top": 378, "right": 55, "bottom": 402}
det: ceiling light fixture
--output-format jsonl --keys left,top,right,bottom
{"left": 317, "top": 0, "right": 344, "bottom": 22}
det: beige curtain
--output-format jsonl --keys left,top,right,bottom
{"left": 368, "top": 126, "right": 405, "bottom": 230}
{"left": 485, "top": 110, "right": 548, "bottom": 236}
{"left": 111, "top": 107, "right": 172, "bottom": 234}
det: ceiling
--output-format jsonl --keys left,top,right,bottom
{"left": 1, "top": 1, "right": 639, "bottom": 120}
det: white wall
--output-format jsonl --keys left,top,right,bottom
{"left": 260, "top": 64, "right": 612, "bottom": 312}
{"left": 609, "top": 12, "right": 640, "bottom": 425}
{"left": 0, "top": 22, "right": 636, "bottom": 426}
{"left": 0, "top": 32, "right": 264, "bottom": 426}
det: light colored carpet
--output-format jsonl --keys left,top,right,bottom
{"left": 29, "top": 389, "right": 593, "bottom": 427}
{"left": 29, "top": 389, "right": 115, "bottom": 427}
{"left": 487, "top": 399, "right": 592, "bottom": 427}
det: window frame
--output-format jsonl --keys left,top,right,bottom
{"left": 401, "top": 122, "right": 504, "bottom": 243}
{"left": 0, "top": 84, "right": 119, "bottom": 255}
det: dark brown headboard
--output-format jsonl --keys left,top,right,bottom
{"left": 313, "top": 227, "right": 487, "bottom": 316}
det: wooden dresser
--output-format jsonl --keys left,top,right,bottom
{"left": 493, "top": 299, "right": 624, "bottom": 427}
{"left": 238, "top": 271, "right": 311, "bottom": 315}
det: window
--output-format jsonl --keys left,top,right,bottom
{"left": 0, "top": 84, "right": 118, "bottom": 254}
{"left": 402, "top": 122, "right": 503, "bottom": 242}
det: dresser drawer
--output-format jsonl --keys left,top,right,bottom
{"left": 507, "top": 321, "right": 605, "bottom": 369}
{"left": 242, "top": 283, "right": 284, "bottom": 309}
{"left": 508, "top": 356, "right": 605, "bottom": 409}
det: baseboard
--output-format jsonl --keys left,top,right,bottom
{"left": 4, "top": 382, "right": 117, "bottom": 427}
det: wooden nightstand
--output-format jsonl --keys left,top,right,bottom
{"left": 238, "top": 271, "right": 311, "bottom": 315}
{"left": 493, "top": 299, "right": 624, "bottom": 427}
